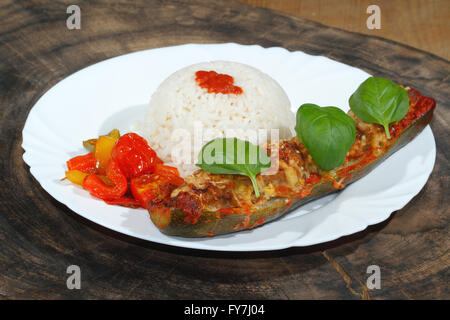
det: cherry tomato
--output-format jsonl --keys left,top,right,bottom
{"left": 131, "top": 173, "right": 181, "bottom": 208}
{"left": 154, "top": 164, "right": 184, "bottom": 186}
{"left": 111, "top": 133, "right": 157, "bottom": 179}
{"left": 130, "top": 174, "right": 160, "bottom": 208}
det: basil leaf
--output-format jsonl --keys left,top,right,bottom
{"left": 196, "top": 137, "right": 271, "bottom": 197}
{"left": 295, "top": 103, "right": 356, "bottom": 171}
{"left": 349, "top": 76, "right": 409, "bottom": 138}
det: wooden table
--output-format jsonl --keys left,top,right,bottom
{"left": 234, "top": 0, "right": 450, "bottom": 61}
{"left": 0, "top": 0, "right": 448, "bottom": 299}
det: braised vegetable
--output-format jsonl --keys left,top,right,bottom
{"left": 295, "top": 104, "right": 356, "bottom": 170}
{"left": 83, "top": 129, "right": 120, "bottom": 153}
{"left": 130, "top": 164, "right": 184, "bottom": 208}
{"left": 196, "top": 137, "right": 271, "bottom": 197}
{"left": 66, "top": 152, "right": 96, "bottom": 173}
{"left": 65, "top": 170, "right": 89, "bottom": 186}
{"left": 66, "top": 130, "right": 184, "bottom": 208}
{"left": 82, "top": 159, "right": 128, "bottom": 200}
{"left": 95, "top": 135, "right": 118, "bottom": 174}
{"left": 154, "top": 164, "right": 185, "bottom": 186}
{"left": 148, "top": 86, "right": 436, "bottom": 237}
{"left": 131, "top": 169, "right": 183, "bottom": 209}
{"left": 349, "top": 77, "right": 409, "bottom": 138}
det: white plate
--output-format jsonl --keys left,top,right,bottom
{"left": 22, "top": 43, "right": 436, "bottom": 251}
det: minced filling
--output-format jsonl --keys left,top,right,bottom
{"left": 149, "top": 87, "right": 434, "bottom": 223}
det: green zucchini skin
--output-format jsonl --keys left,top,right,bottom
{"left": 150, "top": 100, "right": 435, "bottom": 238}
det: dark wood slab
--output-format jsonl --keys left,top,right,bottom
{"left": 0, "top": 0, "right": 448, "bottom": 299}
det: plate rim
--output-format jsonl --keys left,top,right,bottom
{"left": 21, "top": 42, "right": 437, "bottom": 252}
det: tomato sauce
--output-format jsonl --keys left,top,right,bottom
{"left": 195, "top": 70, "right": 243, "bottom": 94}
{"left": 297, "top": 185, "right": 313, "bottom": 198}
{"left": 216, "top": 204, "right": 251, "bottom": 215}
{"left": 337, "top": 153, "right": 377, "bottom": 178}
{"left": 389, "top": 88, "right": 435, "bottom": 138}
{"left": 305, "top": 173, "right": 321, "bottom": 184}
{"left": 249, "top": 217, "right": 266, "bottom": 229}
{"left": 275, "top": 185, "right": 294, "bottom": 197}
{"left": 216, "top": 208, "right": 235, "bottom": 214}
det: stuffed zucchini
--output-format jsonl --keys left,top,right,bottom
{"left": 148, "top": 87, "right": 436, "bottom": 237}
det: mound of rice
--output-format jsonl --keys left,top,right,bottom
{"left": 139, "top": 61, "right": 295, "bottom": 177}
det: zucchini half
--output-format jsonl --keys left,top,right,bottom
{"left": 149, "top": 92, "right": 436, "bottom": 237}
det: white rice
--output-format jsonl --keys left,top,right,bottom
{"left": 138, "top": 61, "right": 295, "bottom": 177}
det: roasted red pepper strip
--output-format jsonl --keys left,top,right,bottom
{"left": 83, "top": 160, "right": 127, "bottom": 200}
{"left": 67, "top": 152, "right": 96, "bottom": 174}
{"left": 111, "top": 133, "right": 158, "bottom": 179}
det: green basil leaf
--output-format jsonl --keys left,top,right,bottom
{"left": 295, "top": 103, "right": 356, "bottom": 171}
{"left": 349, "top": 76, "right": 409, "bottom": 138}
{"left": 196, "top": 137, "right": 271, "bottom": 197}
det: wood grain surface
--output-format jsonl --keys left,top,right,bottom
{"left": 0, "top": 0, "right": 449, "bottom": 299}
{"left": 233, "top": 0, "right": 450, "bottom": 60}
